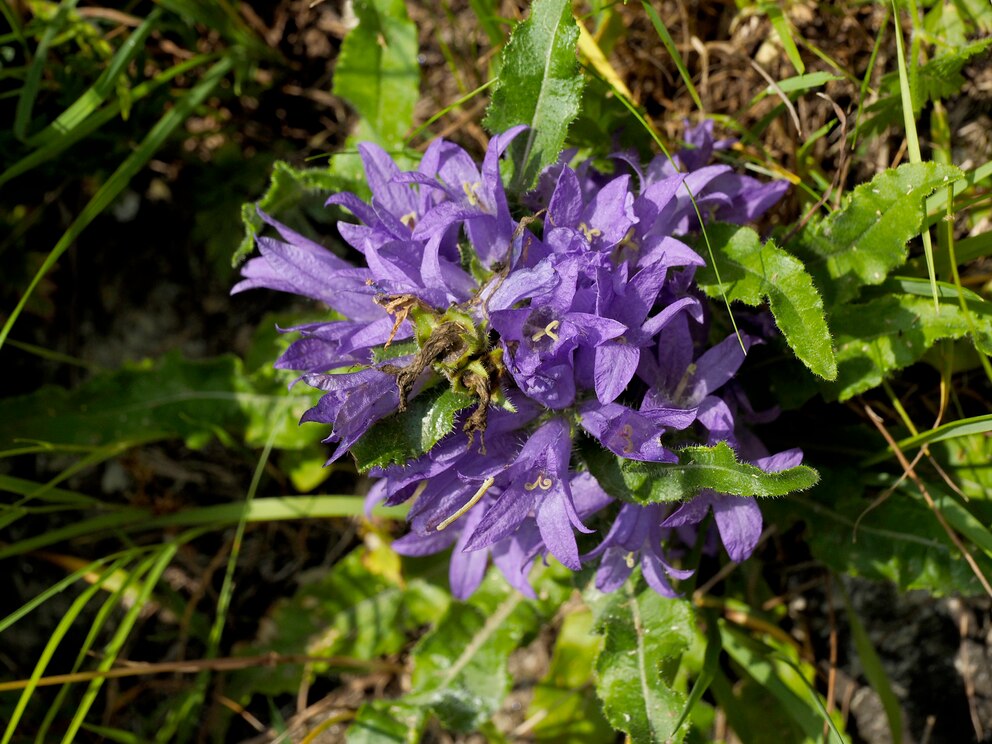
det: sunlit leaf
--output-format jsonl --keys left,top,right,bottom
{"left": 581, "top": 439, "right": 819, "bottom": 506}
{"left": 590, "top": 582, "right": 693, "bottom": 744}
{"left": 793, "top": 163, "right": 962, "bottom": 306}
{"left": 697, "top": 224, "right": 837, "bottom": 380}
{"left": 333, "top": 0, "right": 420, "bottom": 148}
{"left": 484, "top": 0, "right": 584, "bottom": 191}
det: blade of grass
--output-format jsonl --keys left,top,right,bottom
{"left": 0, "top": 474, "right": 101, "bottom": 505}
{"left": 60, "top": 544, "right": 180, "bottom": 742}
{"left": 0, "top": 52, "right": 220, "bottom": 188}
{"left": 78, "top": 726, "right": 141, "bottom": 744}
{"left": 866, "top": 413, "right": 992, "bottom": 465}
{"left": 641, "top": 1, "right": 703, "bottom": 110}
{"left": 836, "top": 581, "right": 903, "bottom": 744}
{"left": 923, "top": 485, "right": 992, "bottom": 561}
{"left": 36, "top": 555, "right": 153, "bottom": 742}
{"left": 0, "top": 509, "right": 149, "bottom": 560}
{"left": 0, "top": 2, "right": 28, "bottom": 53}
{"left": 2, "top": 557, "right": 129, "bottom": 743}
{"left": 0, "top": 55, "right": 233, "bottom": 351}
{"left": 5, "top": 337, "right": 99, "bottom": 369}
{"left": 749, "top": 72, "right": 842, "bottom": 107}
{"left": 760, "top": 2, "right": 805, "bottom": 75}
{"left": 952, "top": 231, "right": 992, "bottom": 264}
{"left": 144, "top": 494, "right": 409, "bottom": 528}
{"left": 0, "top": 555, "right": 116, "bottom": 633}
{"left": 926, "top": 160, "right": 992, "bottom": 219}
{"left": 26, "top": 8, "right": 163, "bottom": 147}
{"left": 0, "top": 495, "right": 405, "bottom": 560}
{"left": 13, "top": 0, "right": 80, "bottom": 141}
{"left": 891, "top": 0, "right": 939, "bottom": 310}
{"left": 944, "top": 191, "right": 992, "bottom": 384}
{"left": 157, "top": 407, "right": 284, "bottom": 742}
{"left": 851, "top": 8, "right": 888, "bottom": 151}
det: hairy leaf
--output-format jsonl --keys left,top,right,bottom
{"left": 581, "top": 439, "right": 819, "bottom": 506}
{"left": 697, "top": 224, "right": 837, "bottom": 380}
{"left": 826, "top": 293, "right": 992, "bottom": 401}
{"left": 793, "top": 163, "right": 962, "bottom": 305}
{"left": 484, "top": 0, "right": 584, "bottom": 191}
{"left": 591, "top": 582, "right": 693, "bottom": 744}
{"left": 350, "top": 387, "right": 475, "bottom": 472}
{"left": 333, "top": 0, "right": 420, "bottom": 148}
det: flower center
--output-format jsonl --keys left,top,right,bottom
{"left": 400, "top": 211, "right": 417, "bottom": 230}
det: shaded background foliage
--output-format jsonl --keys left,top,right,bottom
{"left": 1, "top": 0, "right": 991, "bottom": 742}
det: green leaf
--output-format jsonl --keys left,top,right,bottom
{"left": 527, "top": 609, "right": 612, "bottom": 743}
{"left": 720, "top": 624, "right": 846, "bottom": 744}
{"left": 229, "top": 548, "right": 411, "bottom": 699}
{"left": 234, "top": 161, "right": 362, "bottom": 265}
{"left": 333, "top": 0, "right": 420, "bottom": 148}
{"left": 350, "top": 387, "right": 475, "bottom": 472}
{"left": 404, "top": 570, "right": 559, "bottom": 732}
{"left": 775, "top": 469, "right": 992, "bottom": 595}
{"left": 697, "top": 224, "right": 837, "bottom": 380}
{"left": 863, "top": 412, "right": 992, "bottom": 466}
{"left": 590, "top": 582, "right": 693, "bottom": 744}
{"left": 750, "top": 71, "right": 843, "bottom": 105}
{"left": 14, "top": 0, "right": 80, "bottom": 141}
{"left": 483, "top": 0, "right": 585, "bottom": 191}
{"left": 826, "top": 293, "right": 992, "bottom": 401}
{"left": 346, "top": 702, "right": 424, "bottom": 744}
{"left": 793, "top": 162, "right": 963, "bottom": 306}
{"left": 642, "top": 1, "right": 702, "bottom": 111}
{"left": 580, "top": 439, "right": 819, "bottom": 506}
{"left": 0, "top": 352, "right": 317, "bottom": 453}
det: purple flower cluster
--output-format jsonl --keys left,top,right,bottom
{"left": 234, "top": 122, "right": 800, "bottom": 599}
